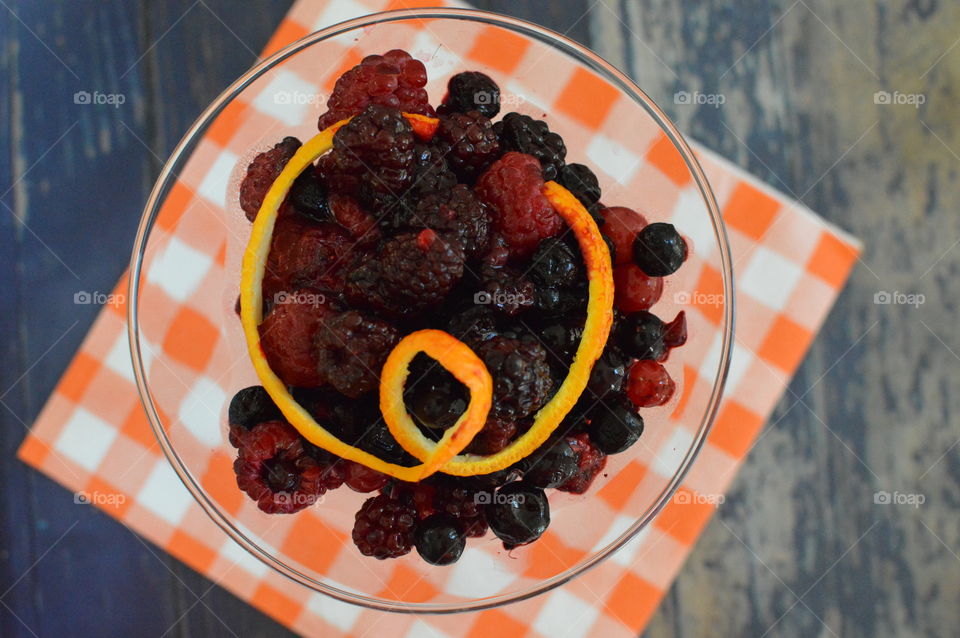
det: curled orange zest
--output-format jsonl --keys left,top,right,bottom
{"left": 241, "top": 114, "right": 614, "bottom": 480}
{"left": 404, "top": 112, "right": 439, "bottom": 141}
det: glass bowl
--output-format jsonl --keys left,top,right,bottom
{"left": 128, "top": 8, "right": 733, "bottom": 613}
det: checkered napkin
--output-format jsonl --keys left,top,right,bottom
{"left": 18, "top": 0, "right": 862, "bottom": 636}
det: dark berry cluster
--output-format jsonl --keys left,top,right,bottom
{"left": 232, "top": 51, "right": 691, "bottom": 563}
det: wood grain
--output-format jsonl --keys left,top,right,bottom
{"left": 1, "top": 1, "right": 957, "bottom": 637}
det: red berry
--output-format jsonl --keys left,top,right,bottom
{"left": 613, "top": 262, "right": 663, "bottom": 312}
{"left": 626, "top": 360, "right": 676, "bottom": 407}
{"left": 262, "top": 216, "right": 351, "bottom": 300}
{"left": 318, "top": 50, "right": 434, "bottom": 130}
{"left": 329, "top": 193, "right": 379, "bottom": 246}
{"left": 232, "top": 421, "right": 328, "bottom": 514}
{"left": 239, "top": 137, "right": 301, "bottom": 221}
{"left": 465, "top": 417, "right": 518, "bottom": 455}
{"left": 343, "top": 461, "right": 390, "bottom": 493}
{"left": 663, "top": 310, "right": 688, "bottom": 348}
{"left": 475, "top": 152, "right": 563, "bottom": 259}
{"left": 602, "top": 206, "right": 647, "bottom": 265}
{"left": 557, "top": 432, "right": 607, "bottom": 494}
{"left": 314, "top": 310, "right": 400, "bottom": 398}
{"left": 258, "top": 296, "right": 329, "bottom": 387}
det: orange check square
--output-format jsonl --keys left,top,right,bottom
{"left": 757, "top": 315, "right": 813, "bottom": 373}
{"left": 555, "top": 67, "right": 620, "bottom": 130}
{"left": 467, "top": 26, "right": 530, "bottom": 74}
{"left": 723, "top": 182, "right": 781, "bottom": 241}
{"left": 163, "top": 307, "right": 219, "bottom": 371}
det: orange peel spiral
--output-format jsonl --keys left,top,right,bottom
{"left": 240, "top": 115, "right": 614, "bottom": 481}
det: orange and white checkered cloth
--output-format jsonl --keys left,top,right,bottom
{"left": 17, "top": 1, "right": 862, "bottom": 636}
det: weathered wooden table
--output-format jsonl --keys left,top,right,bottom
{"left": 1, "top": 1, "right": 956, "bottom": 636}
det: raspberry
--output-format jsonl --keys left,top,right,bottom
{"left": 557, "top": 163, "right": 602, "bottom": 213}
{"left": 465, "top": 417, "right": 518, "bottom": 455}
{"left": 613, "top": 262, "right": 663, "bottom": 313}
{"left": 315, "top": 310, "right": 399, "bottom": 398}
{"left": 233, "top": 421, "right": 328, "bottom": 513}
{"left": 627, "top": 359, "right": 676, "bottom": 407}
{"left": 263, "top": 217, "right": 352, "bottom": 299}
{"left": 475, "top": 336, "right": 555, "bottom": 419}
{"left": 494, "top": 112, "right": 566, "bottom": 181}
{"left": 409, "top": 185, "right": 491, "bottom": 257}
{"left": 602, "top": 206, "right": 647, "bottom": 265}
{"left": 433, "top": 111, "right": 501, "bottom": 183}
{"left": 318, "top": 50, "right": 434, "bottom": 130}
{"left": 259, "top": 294, "right": 330, "bottom": 387}
{"left": 480, "top": 233, "right": 511, "bottom": 267}
{"left": 476, "top": 265, "right": 535, "bottom": 316}
{"left": 239, "top": 137, "right": 301, "bottom": 221}
{"left": 475, "top": 152, "right": 563, "bottom": 259}
{"left": 438, "top": 71, "right": 501, "bottom": 119}
{"left": 529, "top": 237, "right": 582, "bottom": 288}
{"left": 352, "top": 493, "right": 417, "bottom": 559}
{"left": 557, "top": 432, "right": 607, "bottom": 494}
{"left": 320, "top": 105, "right": 415, "bottom": 214}
{"left": 329, "top": 193, "right": 379, "bottom": 246}
{"left": 378, "top": 230, "right": 465, "bottom": 316}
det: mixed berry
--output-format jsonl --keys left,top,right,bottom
{"left": 229, "top": 51, "right": 690, "bottom": 564}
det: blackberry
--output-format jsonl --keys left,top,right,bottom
{"left": 588, "top": 398, "right": 644, "bottom": 454}
{"left": 321, "top": 104, "right": 415, "bottom": 212}
{"left": 494, "top": 112, "right": 566, "bottom": 181}
{"left": 233, "top": 421, "right": 329, "bottom": 514}
{"left": 433, "top": 111, "right": 501, "bottom": 183}
{"left": 415, "top": 514, "right": 466, "bottom": 565}
{"left": 523, "top": 438, "right": 578, "bottom": 488}
{"left": 409, "top": 185, "right": 491, "bottom": 257}
{"left": 476, "top": 152, "right": 563, "bottom": 258}
{"left": 239, "top": 136, "right": 301, "bottom": 221}
{"left": 288, "top": 169, "right": 331, "bottom": 223}
{"left": 318, "top": 49, "right": 434, "bottom": 130}
{"left": 633, "top": 222, "right": 687, "bottom": 276}
{"left": 557, "top": 433, "right": 607, "bottom": 494}
{"left": 445, "top": 306, "right": 498, "bottom": 347}
{"left": 465, "top": 417, "right": 518, "bottom": 455}
{"left": 379, "top": 229, "right": 466, "bottom": 315}
{"left": 315, "top": 310, "right": 399, "bottom": 398}
{"left": 557, "top": 163, "right": 602, "bottom": 210}
{"left": 617, "top": 311, "right": 666, "bottom": 360}
{"left": 475, "top": 336, "right": 555, "bottom": 419}
{"left": 529, "top": 237, "right": 582, "bottom": 288}
{"left": 432, "top": 482, "right": 489, "bottom": 537}
{"left": 438, "top": 71, "right": 501, "bottom": 119}
{"left": 352, "top": 493, "right": 417, "bottom": 559}
{"left": 476, "top": 265, "right": 535, "bottom": 316}
{"left": 485, "top": 482, "right": 550, "bottom": 548}
{"left": 228, "top": 386, "right": 281, "bottom": 430}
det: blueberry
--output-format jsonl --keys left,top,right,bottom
{"left": 632, "top": 222, "right": 687, "bottom": 276}
{"left": 288, "top": 169, "right": 331, "bottom": 223}
{"left": 616, "top": 311, "right": 666, "bottom": 360}
{"left": 485, "top": 482, "right": 550, "bottom": 548}
{"left": 414, "top": 514, "right": 466, "bottom": 565}
{"left": 586, "top": 346, "right": 628, "bottom": 399}
{"left": 524, "top": 438, "right": 578, "bottom": 488}
{"left": 228, "top": 386, "right": 281, "bottom": 429}
{"left": 557, "top": 163, "right": 602, "bottom": 207}
{"left": 588, "top": 400, "right": 645, "bottom": 454}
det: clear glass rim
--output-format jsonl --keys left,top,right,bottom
{"left": 127, "top": 7, "right": 736, "bottom": 614}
